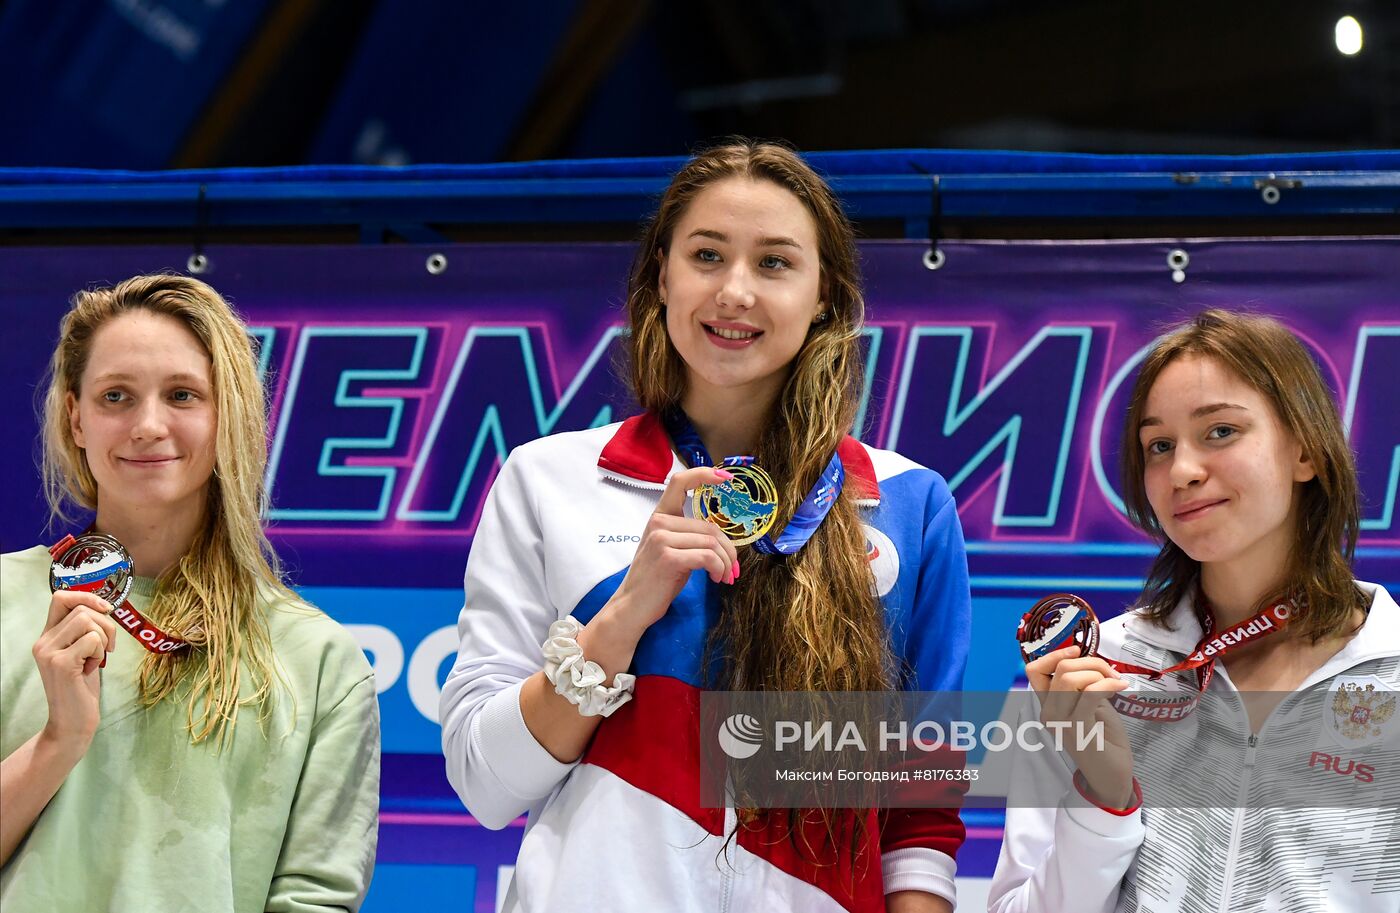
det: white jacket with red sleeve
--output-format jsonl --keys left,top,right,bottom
{"left": 439, "top": 412, "right": 974, "bottom": 912}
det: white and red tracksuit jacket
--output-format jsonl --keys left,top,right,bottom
{"left": 440, "top": 413, "right": 973, "bottom": 912}
{"left": 990, "top": 582, "right": 1400, "bottom": 913}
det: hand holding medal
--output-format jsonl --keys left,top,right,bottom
{"left": 46, "top": 533, "right": 133, "bottom": 672}
{"left": 601, "top": 410, "right": 850, "bottom": 649}
{"left": 665, "top": 408, "right": 843, "bottom": 556}
{"left": 29, "top": 535, "right": 130, "bottom": 752}
{"left": 1017, "top": 593, "right": 1137, "bottom": 809}
{"left": 606, "top": 465, "right": 744, "bottom": 638}
{"left": 1014, "top": 589, "right": 1297, "bottom": 809}
{"left": 49, "top": 533, "right": 190, "bottom": 657}
{"left": 1017, "top": 594, "right": 1131, "bottom": 712}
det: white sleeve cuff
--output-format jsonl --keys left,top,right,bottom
{"left": 1062, "top": 797, "right": 1146, "bottom": 839}
{"left": 881, "top": 847, "right": 957, "bottom": 903}
{"left": 472, "top": 678, "right": 579, "bottom": 802}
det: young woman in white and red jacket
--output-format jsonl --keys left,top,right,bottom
{"left": 990, "top": 309, "right": 1400, "bottom": 913}
{"left": 440, "top": 141, "right": 973, "bottom": 913}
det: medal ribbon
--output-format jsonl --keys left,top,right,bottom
{"left": 661, "top": 409, "right": 844, "bottom": 556}
{"left": 1105, "top": 598, "right": 1292, "bottom": 721}
{"left": 49, "top": 534, "right": 191, "bottom": 656}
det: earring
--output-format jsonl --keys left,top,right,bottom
{"left": 659, "top": 296, "right": 666, "bottom": 308}
{"left": 814, "top": 311, "right": 829, "bottom": 323}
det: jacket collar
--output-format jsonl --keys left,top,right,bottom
{"left": 1334, "top": 582, "right": 1400, "bottom": 667}
{"left": 597, "top": 412, "right": 880, "bottom": 502}
{"left": 1119, "top": 594, "right": 1206, "bottom": 655}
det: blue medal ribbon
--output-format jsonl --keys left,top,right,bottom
{"left": 661, "top": 409, "right": 844, "bottom": 555}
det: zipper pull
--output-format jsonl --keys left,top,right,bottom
{"left": 1245, "top": 733, "right": 1258, "bottom": 767}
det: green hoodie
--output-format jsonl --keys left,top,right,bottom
{"left": 0, "top": 545, "right": 379, "bottom": 912}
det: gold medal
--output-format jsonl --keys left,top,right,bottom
{"left": 693, "top": 463, "right": 780, "bottom": 546}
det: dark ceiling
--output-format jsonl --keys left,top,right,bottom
{"left": 3, "top": 0, "right": 1395, "bottom": 169}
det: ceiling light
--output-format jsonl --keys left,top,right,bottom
{"left": 1335, "top": 15, "right": 1363, "bottom": 56}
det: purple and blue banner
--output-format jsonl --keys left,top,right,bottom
{"left": 2, "top": 238, "right": 1396, "bottom": 909}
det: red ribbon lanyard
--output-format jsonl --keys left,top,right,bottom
{"left": 49, "top": 535, "right": 191, "bottom": 656}
{"left": 1107, "top": 600, "right": 1292, "bottom": 721}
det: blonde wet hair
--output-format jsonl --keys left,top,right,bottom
{"left": 42, "top": 273, "right": 291, "bottom": 743}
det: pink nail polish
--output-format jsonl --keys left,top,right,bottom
{"left": 714, "top": 469, "right": 735, "bottom": 481}
{"left": 732, "top": 560, "right": 740, "bottom": 580}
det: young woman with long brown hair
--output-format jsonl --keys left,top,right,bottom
{"left": 0, "top": 274, "right": 380, "bottom": 911}
{"left": 440, "top": 141, "right": 973, "bottom": 912}
{"left": 990, "top": 310, "right": 1399, "bottom": 913}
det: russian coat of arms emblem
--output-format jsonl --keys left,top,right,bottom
{"left": 1329, "top": 681, "right": 1396, "bottom": 743}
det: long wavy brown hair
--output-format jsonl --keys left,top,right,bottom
{"left": 625, "top": 140, "right": 895, "bottom": 881}
{"left": 1120, "top": 309, "right": 1367, "bottom": 640}
{"left": 42, "top": 273, "right": 293, "bottom": 743}
{"left": 626, "top": 140, "right": 894, "bottom": 695}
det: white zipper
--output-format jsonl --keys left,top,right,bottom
{"left": 1217, "top": 729, "right": 1257, "bottom": 912}
{"left": 718, "top": 804, "right": 737, "bottom": 912}
{"left": 599, "top": 468, "right": 668, "bottom": 491}
{"left": 1214, "top": 663, "right": 1317, "bottom": 913}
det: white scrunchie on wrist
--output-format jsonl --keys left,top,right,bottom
{"left": 542, "top": 616, "right": 636, "bottom": 717}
